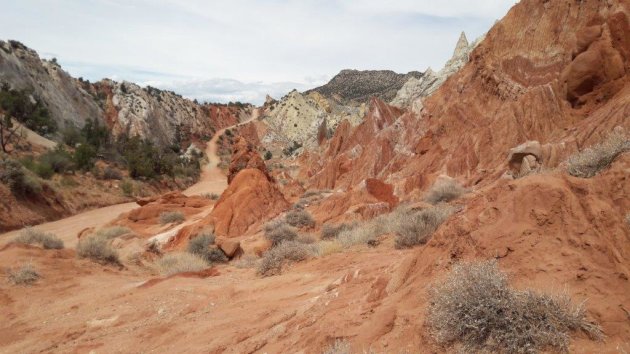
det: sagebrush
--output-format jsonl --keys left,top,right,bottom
{"left": 258, "top": 241, "right": 311, "bottom": 276}
{"left": 187, "top": 233, "right": 227, "bottom": 263}
{"left": 427, "top": 260, "right": 603, "bottom": 353}
{"left": 394, "top": 206, "right": 453, "bottom": 249}
{"left": 14, "top": 228, "right": 64, "bottom": 249}
{"left": 265, "top": 222, "right": 298, "bottom": 247}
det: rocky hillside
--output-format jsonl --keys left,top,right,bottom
{"left": 0, "top": 40, "right": 102, "bottom": 130}
{"left": 306, "top": 69, "right": 423, "bottom": 104}
{"left": 0, "top": 40, "right": 247, "bottom": 147}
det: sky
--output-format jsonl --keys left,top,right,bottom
{"left": 0, "top": 0, "right": 517, "bottom": 104}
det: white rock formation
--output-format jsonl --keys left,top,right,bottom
{"left": 391, "top": 32, "right": 478, "bottom": 110}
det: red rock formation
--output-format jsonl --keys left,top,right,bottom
{"left": 303, "top": 0, "right": 630, "bottom": 198}
{"left": 227, "top": 137, "right": 271, "bottom": 184}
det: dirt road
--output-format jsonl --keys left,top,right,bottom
{"left": 0, "top": 109, "right": 261, "bottom": 247}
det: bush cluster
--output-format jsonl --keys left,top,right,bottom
{"left": 0, "top": 84, "right": 56, "bottom": 136}
{"left": 264, "top": 221, "right": 298, "bottom": 247}
{"left": 14, "top": 228, "right": 64, "bottom": 249}
{"left": 427, "top": 260, "right": 603, "bottom": 353}
{"left": 0, "top": 158, "right": 41, "bottom": 196}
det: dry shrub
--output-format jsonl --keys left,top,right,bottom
{"left": 321, "top": 223, "right": 354, "bottom": 240}
{"left": 202, "top": 193, "right": 220, "bottom": 200}
{"left": 296, "top": 233, "right": 317, "bottom": 244}
{"left": 187, "top": 233, "right": 227, "bottom": 263}
{"left": 427, "top": 260, "right": 603, "bottom": 353}
{"left": 285, "top": 209, "right": 316, "bottom": 228}
{"left": 159, "top": 211, "right": 185, "bottom": 225}
{"left": 156, "top": 252, "right": 208, "bottom": 276}
{"left": 265, "top": 222, "right": 298, "bottom": 247}
{"left": 312, "top": 240, "right": 343, "bottom": 257}
{"left": 8, "top": 263, "right": 40, "bottom": 285}
{"left": 95, "top": 226, "right": 131, "bottom": 239}
{"left": 76, "top": 236, "right": 120, "bottom": 265}
{"left": 566, "top": 130, "right": 629, "bottom": 178}
{"left": 14, "top": 228, "right": 64, "bottom": 249}
{"left": 258, "top": 241, "right": 311, "bottom": 276}
{"left": 424, "top": 178, "right": 466, "bottom": 205}
{"left": 394, "top": 206, "right": 453, "bottom": 249}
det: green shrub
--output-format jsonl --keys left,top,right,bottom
{"left": 39, "top": 147, "right": 74, "bottom": 174}
{"left": 566, "top": 130, "right": 629, "bottom": 178}
{"left": 258, "top": 241, "right": 311, "bottom": 276}
{"left": 0, "top": 85, "right": 56, "bottom": 135}
{"left": 424, "top": 178, "right": 466, "bottom": 205}
{"left": 394, "top": 206, "right": 453, "bottom": 249}
{"left": 427, "top": 260, "right": 603, "bottom": 353}
{"left": 121, "top": 179, "right": 134, "bottom": 197}
{"left": 264, "top": 151, "right": 272, "bottom": 160}
{"left": 102, "top": 166, "right": 122, "bottom": 180}
{"left": 73, "top": 143, "right": 97, "bottom": 170}
{"left": 14, "top": 228, "right": 64, "bottom": 249}
{"left": 8, "top": 263, "right": 40, "bottom": 285}
{"left": 159, "top": 211, "right": 185, "bottom": 225}
{"left": 1, "top": 158, "right": 41, "bottom": 196}
{"left": 76, "top": 236, "right": 120, "bottom": 265}
{"left": 285, "top": 209, "right": 316, "bottom": 228}
{"left": 156, "top": 252, "right": 208, "bottom": 276}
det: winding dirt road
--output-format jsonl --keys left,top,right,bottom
{"left": 0, "top": 109, "right": 261, "bottom": 247}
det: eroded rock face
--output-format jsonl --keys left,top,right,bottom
{"left": 209, "top": 168, "right": 289, "bottom": 238}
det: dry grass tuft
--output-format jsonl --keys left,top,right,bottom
{"left": 285, "top": 209, "right": 316, "bottom": 228}
{"left": 566, "top": 130, "right": 629, "bottom": 178}
{"left": 14, "top": 228, "right": 64, "bottom": 249}
{"left": 427, "top": 260, "right": 603, "bottom": 353}
{"left": 393, "top": 206, "right": 454, "bottom": 249}
{"left": 8, "top": 263, "right": 40, "bottom": 285}
{"left": 258, "top": 241, "right": 311, "bottom": 276}
{"left": 156, "top": 252, "right": 208, "bottom": 276}
{"left": 312, "top": 240, "right": 344, "bottom": 257}
{"left": 159, "top": 211, "right": 185, "bottom": 225}
{"left": 76, "top": 236, "right": 120, "bottom": 265}
{"left": 424, "top": 178, "right": 467, "bottom": 205}
{"left": 233, "top": 255, "right": 261, "bottom": 269}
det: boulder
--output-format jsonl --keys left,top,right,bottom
{"left": 216, "top": 238, "right": 242, "bottom": 258}
{"left": 508, "top": 141, "right": 542, "bottom": 176}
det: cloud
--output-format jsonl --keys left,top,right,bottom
{"left": 0, "top": 0, "right": 517, "bottom": 104}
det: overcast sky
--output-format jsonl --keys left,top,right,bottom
{"left": 0, "top": 0, "right": 516, "bottom": 104}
